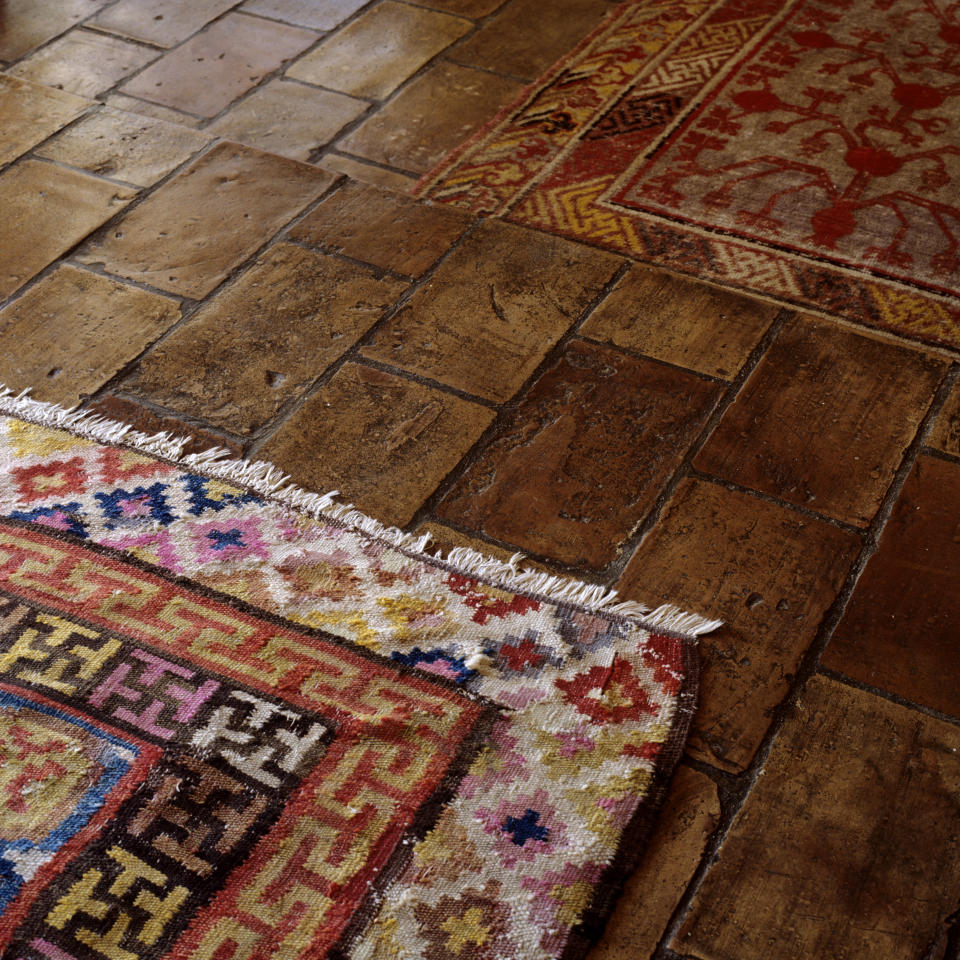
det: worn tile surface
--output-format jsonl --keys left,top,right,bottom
{"left": 240, "top": 0, "right": 371, "bottom": 31}
{"left": 260, "top": 363, "right": 495, "bottom": 527}
{"left": 120, "top": 13, "right": 317, "bottom": 118}
{"left": 104, "top": 94, "right": 204, "bottom": 128}
{"left": 129, "top": 243, "right": 407, "bottom": 434}
{"left": 581, "top": 267, "right": 780, "bottom": 380}
{"left": 206, "top": 80, "right": 366, "bottom": 162}
{"left": 290, "top": 180, "right": 472, "bottom": 276}
{"left": 91, "top": 0, "right": 241, "bottom": 48}
{"left": 0, "top": 0, "right": 109, "bottom": 61}
{"left": 286, "top": 2, "right": 470, "bottom": 100}
{"left": 425, "top": 0, "right": 508, "bottom": 17}
{"left": 927, "top": 381, "right": 960, "bottom": 457}
{"left": 675, "top": 676, "right": 960, "bottom": 960}
{"left": 438, "top": 340, "right": 722, "bottom": 568}
{"left": 0, "top": 266, "right": 179, "bottom": 405}
{"left": 76, "top": 142, "right": 332, "bottom": 299}
{"left": 619, "top": 480, "right": 861, "bottom": 771}
{"left": 338, "top": 62, "right": 524, "bottom": 174}
{"left": 362, "top": 220, "right": 621, "bottom": 401}
{"left": 317, "top": 154, "right": 418, "bottom": 193}
{"left": 0, "top": 75, "right": 91, "bottom": 167}
{"left": 36, "top": 107, "right": 211, "bottom": 186}
{"left": 694, "top": 315, "right": 946, "bottom": 526}
{"left": 0, "top": 160, "right": 135, "bottom": 300}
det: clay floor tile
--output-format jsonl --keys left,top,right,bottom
{"left": 337, "top": 61, "right": 524, "bottom": 174}
{"left": 424, "top": 0, "right": 509, "bottom": 18}
{"left": 674, "top": 675, "right": 960, "bottom": 960}
{"left": 286, "top": 2, "right": 471, "bottom": 101}
{"left": 7, "top": 29, "right": 157, "bottom": 100}
{"left": 0, "top": 159, "right": 135, "bottom": 301}
{"left": 437, "top": 340, "right": 722, "bottom": 568}
{"left": 694, "top": 314, "right": 947, "bottom": 527}
{"left": 448, "top": 0, "right": 612, "bottom": 79}
{"left": 36, "top": 107, "right": 211, "bottom": 187}
{"left": 618, "top": 479, "right": 861, "bottom": 771}
{"left": 0, "top": 0, "right": 109, "bottom": 62}
{"left": 206, "top": 80, "right": 367, "bottom": 162}
{"left": 361, "top": 219, "right": 622, "bottom": 401}
{"left": 128, "top": 243, "right": 407, "bottom": 435}
{"left": 317, "top": 154, "right": 418, "bottom": 193}
{"left": 591, "top": 766, "right": 720, "bottom": 960}
{"left": 259, "top": 363, "right": 495, "bottom": 528}
{"left": 240, "top": 0, "right": 372, "bottom": 31}
{"left": 289, "top": 179, "right": 472, "bottom": 276}
{"left": 0, "top": 75, "right": 91, "bottom": 167}
{"left": 580, "top": 266, "right": 780, "bottom": 380}
{"left": 823, "top": 454, "right": 960, "bottom": 718}
{"left": 76, "top": 141, "right": 333, "bottom": 299}
{"left": 104, "top": 94, "right": 204, "bottom": 128}
{"left": 926, "top": 381, "right": 960, "bottom": 457}
{"left": 91, "top": 0, "right": 241, "bottom": 48}
{"left": 120, "top": 13, "right": 317, "bottom": 118}
{"left": 0, "top": 266, "right": 180, "bottom": 406}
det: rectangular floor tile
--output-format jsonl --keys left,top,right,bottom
{"left": 580, "top": 266, "right": 780, "bottom": 380}
{"left": 437, "top": 340, "right": 722, "bottom": 568}
{"left": 289, "top": 179, "right": 472, "bottom": 276}
{"left": 240, "top": 0, "right": 371, "bottom": 30}
{"left": 823, "top": 454, "right": 960, "bottom": 717}
{"left": 0, "top": 75, "right": 91, "bottom": 167}
{"left": 91, "top": 0, "right": 240, "bottom": 48}
{"left": 128, "top": 243, "right": 407, "bottom": 434}
{"left": 317, "top": 154, "right": 418, "bottom": 193}
{"left": 35, "top": 106, "right": 211, "bottom": 186}
{"left": 206, "top": 79, "right": 366, "bottom": 162}
{"left": 0, "top": 160, "right": 135, "bottom": 300}
{"left": 694, "top": 315, "right": 946, "bottom": 526}
{"left": 674, "top": 676, "right": 960, "bottom": 960}
{"left": 104, "top": 94, "right": 204, "bottom": 128}
{"left": 8, "top": 28, "right": 157, "bottom": 99}
{"left": 361, "top": 220, "right": 621, "bottom": 401}
{"left": 927, "top": 380, "right": 960, "bottom": 457}
{"left": 0, "top": 0, "right": 109, "bottom": 61}
{"left": 76, "top": 142, "right": 332, "bottom": 299}
{"left": 120, "top": 13, "right": 317, "bottom": 118}
{"left": 259, "top": 363, "right": 495, "bottom": 527}
{"left": 0, "top": 266, "right": 179, "bottom": 405}
{"left": 618, "top": 479, "right": 861, "bottom": 771}
{"left": 338, "top": 61, "right": 524, "bottom": 174}
{"left": 286, "top": 1, "right": 470, "bottom": 100}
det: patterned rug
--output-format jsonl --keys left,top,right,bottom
{"left": 0, "top": 390, "right": 719, "bottom": 960}
{"left": 417, "top": 0, "right": 960, "bottom": 350}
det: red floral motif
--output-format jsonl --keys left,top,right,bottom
{"left": 555, "top": 656, "right": 658, "bottom": 724}
{"left": 12, "top": 457, "right": 88, "bottom": 502}
{"left": 445, "top": 574, "right": 540, "bottom": 625}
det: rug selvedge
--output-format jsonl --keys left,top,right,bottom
{"left": 0, "top": 409, "right": 713, "bottom": 960}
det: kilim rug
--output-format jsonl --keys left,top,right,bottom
{"left": 417, "top": 0, "right": 960, "bottom": 350}
{"left": 0, "top": 389, "right": 719, "bottom": 960}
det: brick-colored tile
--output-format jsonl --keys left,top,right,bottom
{"left": 84, "top": 394, "right": 245, "bottom": 458}
{"left": 0, "top": 75, "right": 91, "bottom": 167}
{"left": 317, "top": 154, "right": 418, "bottom": 193}
{"left": 823, "top": 455, "right": 960, "bottom": 717}
{"left": 674, "top": 676, "right": 960, "bottom": 960}
{"left": 927, "top": 380, "right": 960, "bottom": 457}
{"left": 0, "top": 160, "right": 135, "bottom": 301}
{"left": 206, "top": 80, "right": 366, "bottom": 162}
{"left": 91, "top": 0, "right": 240, "bottom": 48}
{"left": 694, "top": 315, "right": 946, "bottom": 527}
{"left": 580, "top": 266, "right": 779, "bottom": 380}
{"left": 0, "top": 0, "right": 109, "bottom": 61}
{"left": 104, "top": 94, "right": 203, "bottom": 128}
{"left": 8, "top": 29, "right": 156, "bottom": 99}
{"left": 619, "top": 480, "right": 860, "bottom": 771}
{"left": 76, "top": 142, "right": 332, "bottom": 299}
{"left": 120, "top": 14, "right": 317, "bottom": 118}
{"left": 591, "top": 766, "right": 720, "bottom": 960}
{"left": 240, "top": 0, "right": 370, "bottom": 30}
{"left": 129, "top": 243, "right": 407, "bottom": 435}
{"left": 259, "top": 363, "right": 494, "bottom": 527}
{"left": 448, "top": 0, "right": 611, "bottom": 78}
{"left": 438, "top": 341, "right": 721, "bottom": 568}
{"left": 286, "top": 2, "right": 470, "bottom": 100}
{"left": 424, "top": 0, "right": 507, "bottom": 18}
{"left": 361, "top": 220, "right": 621, "bottom": 401}
{"left": 36, "top": 107, "right": 211, "bottom": 186}
{"left": 338, "top": 62, "right": 524, "bottom": 174}
{"left": 289, "top": 180, "right": 472, "bottom": 276}
{"left": 0, "top": 266, "right": 179, "bottom": 405}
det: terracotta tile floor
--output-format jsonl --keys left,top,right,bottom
{"left": 2, "top": 1, "right": 959, "bottom": 957}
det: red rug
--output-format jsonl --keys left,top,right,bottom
{"left": 417, "top": 0, "right": 960, "bottom": 349}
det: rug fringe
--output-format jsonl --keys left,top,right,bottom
{"left": 0, "top": 386, "right": 722, "bottom": 639}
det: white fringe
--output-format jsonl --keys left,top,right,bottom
{"left": 0, "top": 385, "right": 722, "bottom": 639}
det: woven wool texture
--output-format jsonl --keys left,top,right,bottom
{"left": 418, "top": 0, "right": 960, "bottom": 349}
{"left": 0, "top": 407, "right": 714, "bottom": 960}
